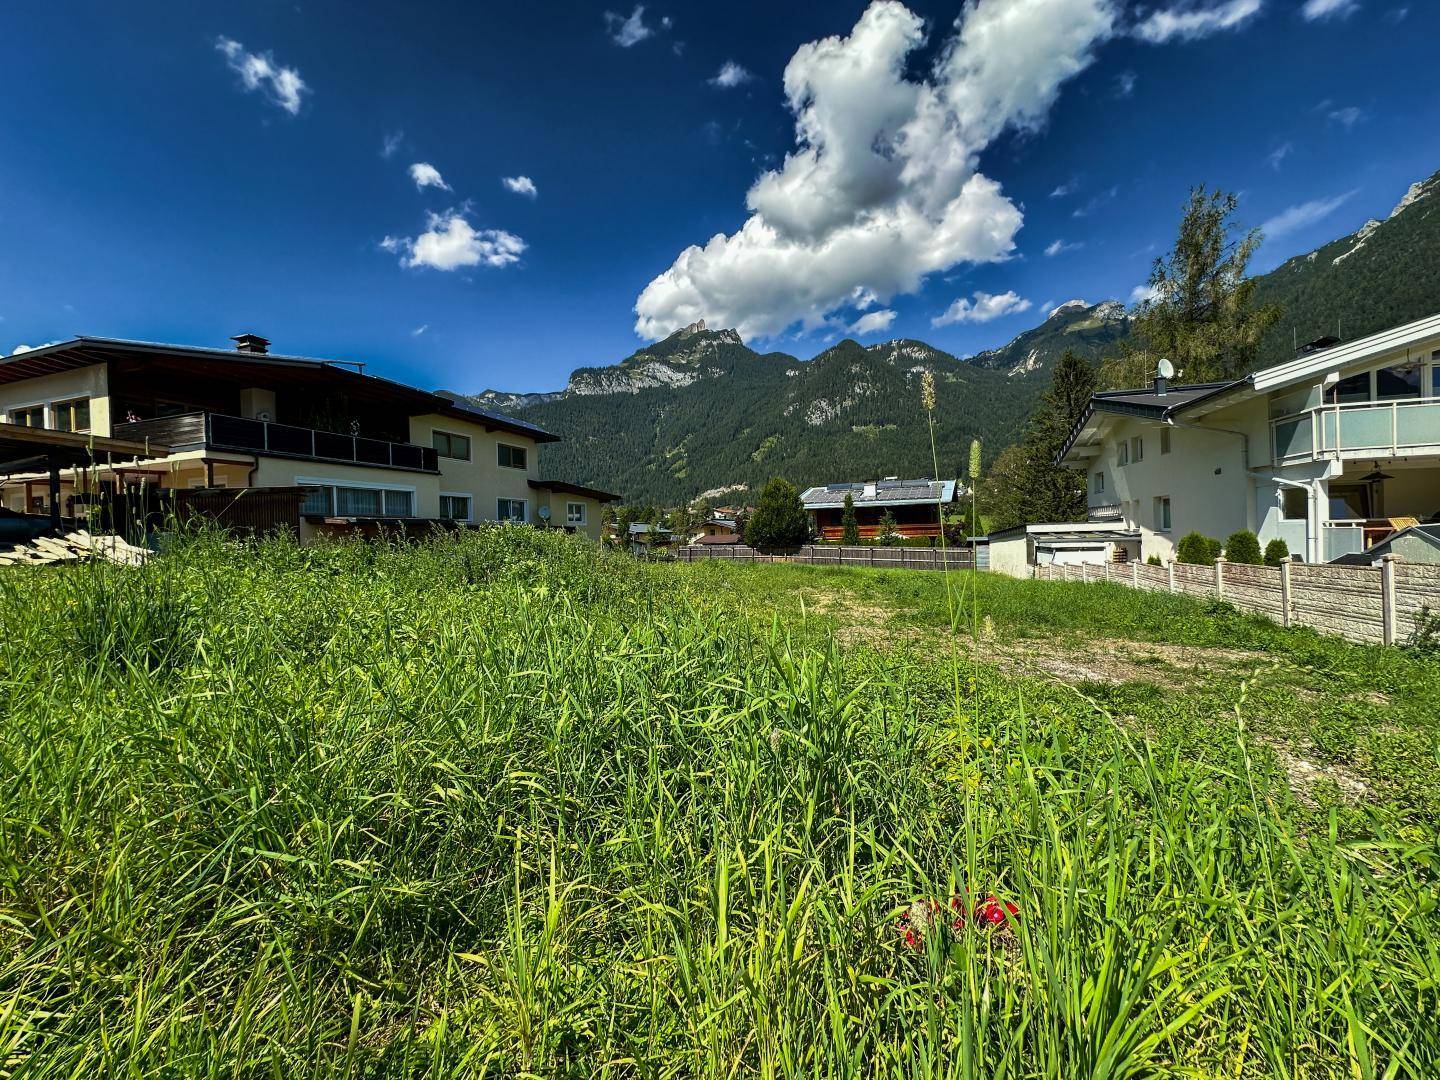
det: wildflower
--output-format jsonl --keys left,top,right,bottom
{"left": 974, "top": 896, "right": 1019, "bottom": 927}
{"left": 921, "top": 370, "right": 937, "bottom": 412}
{"left": 768, "top": 728, "right": 783, "bottom": 754}
{"left": 968, "top": 438, "right": 982, "bottom": 481}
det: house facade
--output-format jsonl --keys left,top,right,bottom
{"left": 1058, "top": 313, "right": 1440, "bottom": 563}
{"left": 0, "top": 334, "right": 617, "bottom": 540}
{"left": 800, "top": 478, "right": 961, "bottom": 541}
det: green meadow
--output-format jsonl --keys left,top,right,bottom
{"left": 1, "top": 528, "right": 1436, "bottom": 1077}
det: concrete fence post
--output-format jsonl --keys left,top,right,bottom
{"left": 1081, "top": 562, "right": 1089, "bottom": 583}
{"left": 1279, "top": 556, "right": 1293, "bottom": 628}
{"left": 1381, "top": 554, "right": 1401, "bottom": 646}
{"left": 1132, "top": 559, "right": 1140, "bottom": 588}
{"left": 1215, "top": 555, "right": 1227, "bottom": 600}
{"left": 1167, "top": 559, "right": 1176, "bottom": 594}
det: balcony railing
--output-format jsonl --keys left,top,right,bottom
{"left": 112, "top": 412, "right": 439, "bottom": 473}
{"left": 1087, "top": 502, "right": 1123, "bottom": 522}
{"left": 1272, "top": 398, "right": 1440, "bottom": 463}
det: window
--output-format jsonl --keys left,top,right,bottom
{"left": 1131, "top": 436, "right": 1144, "bottom": 463}
{"left": 497, "top": 498, "right": 527, "bottom": 522}
{"left": 1160, "top": 428, "right": 1171, "bottom": 454}
{"left": 432, "top": 430, "right": 472, "bottom": 460}
{"left": 1432, "top": 362, "right": 1440, "bottom": 399}
{"left": 1375, "top": 362, "right": 1422, "bottom": 401}
{"left": 9, "top": 405, "right": 44, "bottom": 427}
{"left": 1092, "top": 471, "right": 1105, "bottom": 494}
{"left": 1327, "top": 371, "right": 1370, "bottom": 404}
{"left": 566, "top": 501, "right": 587, "bottom": 526}
{"left": 1281, "top": 488, "right": 1307, "bottom": 521}
{"left": 1116, "top": 442, "right": 1129, "bottom": 466}
{"left": 498, "top": 443, "right": 527, "bottom": 470}
{"left": 439, "top": 494, "right": 472, "bottom": 521}
{"left": 300, "top": 483, "right": 413, "bottom": 518}
{"left": 1153, "top": 496, "right": 1172, "bottom": 533}
{"left": 52, "top": 398, "right": 91, "bottom": 433}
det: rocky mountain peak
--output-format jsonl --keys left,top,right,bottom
{"left": 1048, "top": 299, "right": 1089, "bottom": 320}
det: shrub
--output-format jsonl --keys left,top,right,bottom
{"left": 744, "top": 478, "right": 810, "bottom": 551}
{"left": 1224, "top": 530, "right": 1262, "bottom": 565}
{"left": 841, "top": 493, "right": 860, "bottom": 546}
{"left": 1264, "top": 538, "right": 1289, "bottom": 566}
{"left": 1175, "top": 532, "right": 1221, "bottom": 565}
{"left": 1146, "top": 554, "right": 1162, "bottom": 566}
{"left": 876, "top": 510, "right": 901, "bottom": 547}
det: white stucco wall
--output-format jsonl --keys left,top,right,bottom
{"left": 988, "top": 535, "right": 1031, "bottom": 578}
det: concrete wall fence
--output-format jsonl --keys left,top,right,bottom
{"left": 1034, "top": 556, "right": 1438, "bottom": 647}
{"left": 678, "top": 544, "right": 974, "bottom": 571}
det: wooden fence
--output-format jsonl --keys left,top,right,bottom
{"left": 678, "top": 544, "right": 974, "bottom": 571}
{"left": 1034, "top": 555, "right": 1438, "bottom": 647}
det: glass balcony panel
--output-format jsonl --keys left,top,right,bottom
{"left": 265, "top": 423, "right": 315, "bottom": 456}
{"left": 354, "top": 437, "right": 392, "bottom": 465}
{"left": 1273, "top": 417, "right": 1312, "bottom": 459}
{"left": 313, "top": 430, "right": 355, "bottom": 460}
{"left": 208, "top": 414, "right": 267, "bottom": 450}
{"left": 1395, "top": 401, "right": 1440, "bottom": 447}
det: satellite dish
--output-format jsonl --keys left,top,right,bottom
{"left": 537, "top": 506, "right": 551, "bottom": 520}
{"left": 1156, "top": 357, "right": 1175, "bottom": 380}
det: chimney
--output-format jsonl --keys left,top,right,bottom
{"left": 231, "top": 333, "right": 271, "bottom": 355}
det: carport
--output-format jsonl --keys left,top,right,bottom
{"left": 0, "top": 420, "right": 168, "bottom": 529}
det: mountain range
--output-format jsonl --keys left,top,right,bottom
{"left": 461, "top": 168, "right": 1440, "bottom": 505}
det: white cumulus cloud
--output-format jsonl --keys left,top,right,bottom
{"left": 502, "top": 175, "right": 538, "bottom": 198}
{"left": 1301, "top": 0, "right": 1358, "bottom": 18}
{"left": 848, "top": 309, "right": 897, "bottom": 335}
{"left": 409, "top": 163, "right": 451, "bottom": 192}
{"left": 1129, "top": 283, "right": 1162, "bottom": 304}
{"left": 381, "top": 211, "right": 526, "bottom": 271}
{"left": 634, "top": 0, "right": 1115, "bottom": 341}
{"left": 215, "top": 37, "right": 308, "bottom": 115}
{"left": 605, "top": 5, "right": 656, "bottom": 47}
{"left": 1261, "top": 190, "right": 1358, "bottom": 239}
{"left": 932, "top": 290, "right": 1031, "bottom": 327}
{"left": 710, "top": 61, "right": 753, "bottom": 88}
{"left": 1134, "top": 0, "right": 1262, "bottom": 43}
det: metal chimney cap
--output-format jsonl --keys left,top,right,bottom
{"left": 231, "top": 333, "right": 271, "bottom": 354}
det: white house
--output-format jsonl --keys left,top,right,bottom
{"left": 1057, "top": 313, "right": 1440, "bottom": 564}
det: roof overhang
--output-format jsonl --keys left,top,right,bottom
{"left": 1252, "top": 311, "right": 1440, "bottom": 393}
{"left": 0, "top": 420, "right": 170, "bottom": 475}
{"left": 1057, "top": 379, "right": 1249, "bottom": 466}
{"left": 529, "top": 479, "right": 621, "bottom": 502}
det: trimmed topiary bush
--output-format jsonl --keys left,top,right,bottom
{"left": 1176, "top": 532, "right": 1221, "bottom": 565}
{"left": 1224, "top": 530, "right": 1262, "bottom": 565}
{"left": 1264, "top": 538, "right": 1289, "bottom": 566}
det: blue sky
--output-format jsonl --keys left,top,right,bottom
{"left": 1, "top": 0, "right": 1436, "bottom": 395}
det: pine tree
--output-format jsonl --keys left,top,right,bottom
{"left": 743, "top": 479, "right": 810, "bottom": 551}
{"left": 840, "top": 493, "right": 860, "bottom": 545}
{"left": 981, "top": 351, "right": 1096, "bottom": 530}
{"left": 875, "top": 510, "right": 900, "bottom": 546}
{"left": 1104, "top": 185, "right": 1281, "bottom": 387}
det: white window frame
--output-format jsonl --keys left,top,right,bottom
{"left": 565, "top": 501, "right": 587, "bottom": 526}
{"left": 51, "top": 396, "right": 92, "bottom": 433}
{"left": 1154, "top": 496, "right": 1172, "bottom": 533}
{"left": 496, "top": 497, "right": 528, "bottom": 523}
{"left": 439, "top": 491, "right": 473, "bottom": 522}
{"left": 6, "top": 398, "right": 50, "bottom": 428}
{"left": 295, "top": 475, "right": 418, "bottom": 518}
{"left": 1116, "top": 441, "right": 1129, "bottom": 467}
{"left": 497, "top": 443, "right": 528, "bottom": 470}
{"left": 1092, "top": 471, "right": 1105, "bottom": 494}
{"left": 1131, "top": 436, "right": 1144, "bottom": 463}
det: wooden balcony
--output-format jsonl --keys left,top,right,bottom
{"left": 112, "top": 412, "right": 439, "bottom": 473}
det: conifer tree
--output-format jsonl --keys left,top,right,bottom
{"left": 743, "top": 479, "right": 809, "bottom": 551}
{"left": 840, "top": 493, "right": 860, "bottom": 546}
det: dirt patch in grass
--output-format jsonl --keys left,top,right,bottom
{"left": 975, "top": 637, "right": 1263, "bottom": 689}
{"left": 1256, "top": 736, "right": 1370, "bottom": 807}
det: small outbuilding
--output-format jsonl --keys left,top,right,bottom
{"left": 986, "top": 521, "right": 1141, "bottom": 578}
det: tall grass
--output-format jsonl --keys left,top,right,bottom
{"left": 0, "top": 528, "right": 1435, "bottom": 1075}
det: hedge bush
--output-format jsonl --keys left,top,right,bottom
{"left": 1264, "top": 538, "right": 1289, "bottom": 566}
{"left": 1224, "top": 530, "right": 1262, "bottom": 565}
{"left": 1176, "top": 532, "right": 1222, "bottom": 565}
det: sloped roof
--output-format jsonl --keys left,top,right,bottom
{"left": 0, "top": 337, "right": 558, "bottom": 443}
{"left": 800, "top": 478, "right": 957, "bottom": 510}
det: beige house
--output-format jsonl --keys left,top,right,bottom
{"left": 1058, "top": 314, "right": 1440, "bottom": 564}
{"left": 0, "top": 334, "right": 617, "bottom": 541}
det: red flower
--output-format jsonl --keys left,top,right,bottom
{"left": 974, "top": 896, "right": 1019, "bottom": 926}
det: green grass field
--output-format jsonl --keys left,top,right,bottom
{"left": 1, "top": 529, "right": 1437, "bottom": 1076}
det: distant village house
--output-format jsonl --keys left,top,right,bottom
{"left": 800, "top": 478, "right": 962, "bottom": 541}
